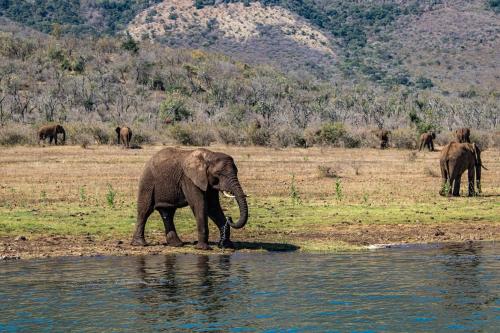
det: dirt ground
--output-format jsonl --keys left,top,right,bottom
{"left": 1, "top": 222, "right": 497, "bottom": 260}
{"left": 0, "top": 144, "right": 499, "bottom": 259}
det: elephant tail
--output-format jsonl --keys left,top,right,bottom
{"left": 444, "top": 159, "right": 451, "bottom": 182}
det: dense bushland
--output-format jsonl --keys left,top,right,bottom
{"left": 0, "top": 0, "right": 162, "bottom": 35}
{"left": 0, "top": 32, "right": 498, "bottom": 148}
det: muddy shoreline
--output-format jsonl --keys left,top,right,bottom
{"left": 2, "top": 222, "right": 498, "bottom": 260}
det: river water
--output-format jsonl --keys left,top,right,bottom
{"left": 1, "top": 242, "right": 498, "bottom": 332}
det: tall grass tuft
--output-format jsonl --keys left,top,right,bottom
{"left": 106, "top": 184, "right": 117, "bottom": 207}
{"left": 289, "top": 174, "right": 301, "bottom": 205}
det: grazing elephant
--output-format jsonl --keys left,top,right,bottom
{"left": 374, "top": 129, "right": 391, "bottom": 149}
{"left": 131, "top": 148, "right": 248, "bottom": 250}
{"left": 419, "top": 131, "right": 436, "bottom": 151}
{"left": 115, "top": 126, "right": 132, "bottom": 148}
{"left": 38, "top": 124, "right": 66, "bottom": 145}
{"left": 439, "top": 142, "right": 486, "bottom": 196}
{"left": 455, "top": 128, "right": 471, "bottom": 143}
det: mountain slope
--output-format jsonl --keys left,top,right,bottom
{"left": 128, "top": 0, "right": 338, "bottom": 78}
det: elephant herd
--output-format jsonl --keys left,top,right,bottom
{"left": 37, "top": 124, "right": 487, "bottom": 250}
{"left": 415, "top": 127, "right": 485, "bottom": 197}
{"left": 37, "top": 124, "right": 133, "bottom": 148}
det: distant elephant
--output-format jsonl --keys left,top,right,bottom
{"left": 131, "top": 148, "right": 248, "bottom": 250}
{"left": 455, "top": 128, "right": 471, "bottom": 143}
{"left": 439, "top": 142, "right": 486, "bottom": 196}
{"left": 38, "top": 124, "right": 66, "bottom": 145}
{"left": 374, "top": 129, "right": 391, "bottom": 149}
{"left": 115, "top": 126, "right": 132, "bottom": 148}
{"left": 419, "top": 131, "right": 436, "bottom": 151}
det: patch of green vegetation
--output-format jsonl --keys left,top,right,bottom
{"left": 487, "top": 0, "right": 500, "bottom": 13}
{"left": 0, "top": 0, "right": 163, "bottom": 35}
{"left": 0, "top": 196, "right": 498, "bottom": 252}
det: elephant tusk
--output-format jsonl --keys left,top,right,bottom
{"left": 222, "top": 191, "right": 236, "bottom": 198}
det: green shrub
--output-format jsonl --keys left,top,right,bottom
{"left": 391, "top": 128, "right": 417, "bottom": 149}
{"left": 169, "top": 123, "right": 214, "bottom": 146}
{"left": 245, "top": 123, "right": 271, "bottom": 146}
{"left": 159, "top": 92, "right": 192, "bottom": 123}
{"left": 270, "top": 128, "right": 306, "bottom": 148}
{"left": 0, "top": 124, "right": 36, "bottom": 146}
{"left": 214, "top": 125, "right": 246, "bottom": 145}
{"left": 415, "top": 76, "right": 434, "bottom": 89}
{"left": 318, "top": 122, "right": 347, "bottom": 145}
{"left": 305, "top": 122, "right": 349, "bottom": 146}
{"left": 435, "top": 131, "right": 453, "bottom": 146}
{"left": 470, "top": 131, "right": 493, "bottom": 150}
{"left": 132, "top": 129, "right": 153, "bottom": 145}
{"left": 493, "top": 131, "right": 500, "bottom": 148}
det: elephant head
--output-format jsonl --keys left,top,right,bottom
{"left": 56, "top": 125, "right": 66, "bottom": 142}
{"left": 115, "top": 127, "right": 121, "bottom": 144}
{"left": 430, "top": 131, "right": 436, "bottom": 139}
{"left": 182, "top": 149, "right": 248, "bottom": 229}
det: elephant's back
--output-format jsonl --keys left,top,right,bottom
{"left": 146, "top": 148, "right": 188, "bottom": 178}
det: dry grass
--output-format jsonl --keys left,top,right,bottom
{"left": 0, "top": 144, "right": 499, "bottom": 257}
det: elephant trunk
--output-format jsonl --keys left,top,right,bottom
{"left": 225, "top": 178, "right": 248, "bottom": 229}
{"left": 61, "top": 128, "right": 66, "bottom": 142}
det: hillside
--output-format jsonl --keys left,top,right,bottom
{"left": 1, "top": 0, "right": 499, "bottom": 94}
{"left": 128, "top": 0, "right": 338, "bottom": 79}
{"left": 127, "top": 0, "right": 500, "bottom": 93}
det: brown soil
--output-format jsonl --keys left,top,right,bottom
{"left": 2, "top": 222, "right": 497, "bottom": 260}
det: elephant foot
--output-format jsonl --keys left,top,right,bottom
{"left": 194, "top": 242, "right": 212, "bottom": 251}
{"left": 164, "top": 232, "right": 183, "bottom": 247}
{"left": 131, "top": 237, "right": 147, "bottom": 246}
{"left": 218, "top": 239, "right": 235, "bottom": 249}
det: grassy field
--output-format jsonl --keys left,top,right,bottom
{"left": 0, "top": 145, "right": 499, "bottom": 258}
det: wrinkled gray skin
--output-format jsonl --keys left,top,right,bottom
{"left": 439, "top": 142, "right": 485, "bottom": 196}
{"left": 38, "top": 124, "right": 66, "bottom": 145}
{"left": 116, "top": 126, "right": 132, "bottom": 148}
{"left": 131, "top": 148, "right": 248, "bottom": 250}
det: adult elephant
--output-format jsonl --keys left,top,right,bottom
{"left": 131, "top": 148, "right": 248, "bottom": 250}
{"left": 38, "top": 124, "right": 66, "bottom": 145}
{"left": 439, "top": 142, "right": 486, "bottom": 196}
{"left": 419, "top": 131, "right": 436, "bottom": 151}
{"left": 115, "top": 126, "right": 132, "bottom": 148}
{"left": 374, "top": 129, "right": 391, "bottom": 149}
{"left": 455, "top": 128, "right": 471, "bottom": 143}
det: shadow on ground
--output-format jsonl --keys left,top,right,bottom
{"left": 233, "top": 241, "right": 300, "bottom": 252}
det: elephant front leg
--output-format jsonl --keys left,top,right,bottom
{"left": 158, "top": 208, "right": 183, "bottom": 247}
{"left": 207, "top": 197, "right": 234, "bottom": 249}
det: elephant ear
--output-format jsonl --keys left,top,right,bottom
{"left": 182, "top": 150, "right": 209, "bottom": 191}
{"left": 115, "top": 127, "right": 121, "bottom": 134}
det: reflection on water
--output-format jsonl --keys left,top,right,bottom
{"left": 0, "top": 242, "right": 498, "bottom": 332}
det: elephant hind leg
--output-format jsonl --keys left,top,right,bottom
{"left": 131, "top": 187, "right": 155, "bottom": 246}
{"left": 467, "top": 168, "right": 475, "bottom": 196}
{"left": 158, "top": 208, "right": 183, "bottom": 247}
{"left": 452, "top": 175, "right": 461, "bottom": 196}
